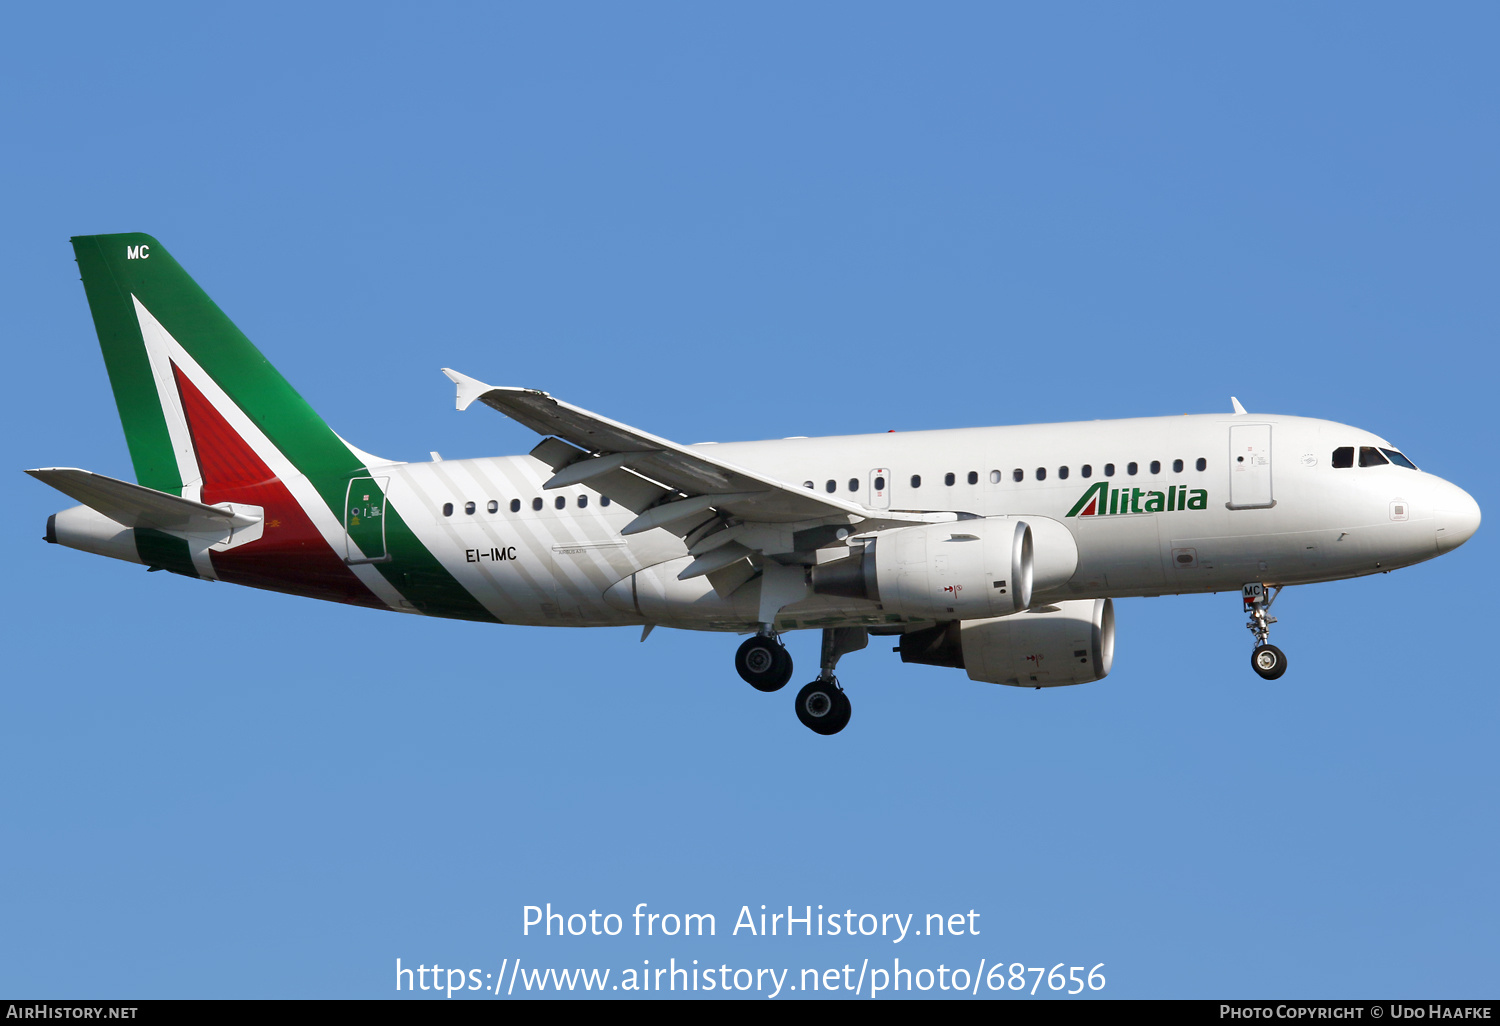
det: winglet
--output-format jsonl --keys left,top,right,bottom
{"left": 441, "top": 368, "right": 494, "bottom": 412}
{"left": 1230, "top": 396, "right": 1248, "bottom": 415}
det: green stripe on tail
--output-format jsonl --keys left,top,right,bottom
{"left": 71, "top": 233, "right": 498, "bottom": 622}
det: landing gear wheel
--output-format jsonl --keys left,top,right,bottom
{"left": 795, "top": 680, "right": 852, "bottom": 735}
{"left": 1251, "top": 644, "right": 1288, "bottom": 680}
{"left": 735, "top": 636, "right": 793, "bottom": 692}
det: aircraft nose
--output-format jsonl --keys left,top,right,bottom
{"left": 1435, "top": 483, "right": 1481, "bottom": 553}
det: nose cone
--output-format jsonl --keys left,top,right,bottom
{"left": 1435, "top": 483, "right": 1481, "bottom": 553}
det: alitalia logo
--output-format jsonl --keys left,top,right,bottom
{"left": 1065, "top": 481, "right": 1208, "bottom": 517}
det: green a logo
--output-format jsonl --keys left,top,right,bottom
{"left": 1065, "top": 481, "right": 1207, "bottom": 517}
{"left": 1066, "top": 482, "right": 1110, "bottom": 517}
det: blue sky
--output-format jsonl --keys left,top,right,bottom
{"left": 3, "top": 2, "right": 1495, "bottom": 999}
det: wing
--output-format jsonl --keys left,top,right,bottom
{"left": 442, "top": 369, "right": 946, "bottom": 579}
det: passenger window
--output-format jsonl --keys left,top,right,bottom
{"left": 1380, "top": 448, "right": 1418, "bottom": 470}
{"left": 1081, "top": 464, "right": 1092, "bottom": 478}
{"left": 1359, "top": 446, "right": 1389, "bottom": 467}
{"left": 1332, "top": 447, "right": 1354, "bottom": 469}
{"left": 1012, "top": 469, "right": 1024, "bottom": 483}
{"left": 1149, "top": 461, "right": 1160, "bottom": 475}
{"left": 1172, "top": 459, "right": 1183, "bottom": 473}
{"left": 487, "top": 500, "right": 499, "bottom": 514}
{"left": 555, "top": 496, "right": 566, "bottom": 509}
{"left": 803, "top": 481, "right": 814, "bottom": 489}
{"left": 464, "top": 501, "right": 476, "bottom": 515}
{"left": 1105, "top": 463, "right": 1115, "bottom": 477}
{"left": 1035, "top": 467, "right": 1046, "bottom": 481}
{"left": 578, "top": 495, "right": 588, "bottom": 508}
{"left": 967, "top": 471, "right": 978, "bottom": 485}
{"left": 944, "top": 472, "right": 955, "bottom": 486}
{"left": 848, "top": 478, "right": 859, "bottom": 492}
{"left": 910, "top": 475, "right": 922, "bottom": 488}
{"left": 1196, "top": 457, "right": 1207, "bottom": 472}
{"left": 510, "top": 499, "right": 521, "bottom": 513}
{"left": 1127, "top": 462, "right": 1138, "bottom": 476}
{"left": 532, "top": 498, "right": 543, "bottom": 511}
{"left": 1058, "top": 466, "right": 1069, "bottom": 480}
{"left": 826, "top": 480, "right": 836, "bottom": 493}
{"left": 989, "top": 470, "right": 1002, "bottom": 484}
{"left": 601, "top": 496, "right": 611, "bottom": 507}
{"left": 442, "top": 502, "right": 454, "bottom": 517}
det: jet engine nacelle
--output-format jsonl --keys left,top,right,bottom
{"left": 810, "top": 515, "right": 1079, "bottom": 621}
{"left": 898, "top": 598, "right": 1115, "bottom": 688}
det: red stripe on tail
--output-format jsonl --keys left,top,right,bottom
{"left": 173, "top": 364, "right": 387, "bottom": 608}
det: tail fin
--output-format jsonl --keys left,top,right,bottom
{"left": 67, "top": 233, "right": 394, "bottom": 603}
{"left": 72, "top": 233, "right": 366, "bottom": 507}
{"left": 61, "top": 235, "right": 495, "bottom": 620}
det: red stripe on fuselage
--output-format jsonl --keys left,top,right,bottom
{"left": 172, "top": 365, "right": 386, "bottom": 608}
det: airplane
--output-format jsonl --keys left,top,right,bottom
{"left": 29, "top": 234, "right": 1482, "bottom": 735}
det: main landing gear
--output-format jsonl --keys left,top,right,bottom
{"left": 795, "top": 679, "right": 851, "bottom": 736}
{"left": 735, "top": 633, "right": 793, "bottom": 692}
{"left": 734, "top": 626, "right": 867, "bottom": 734}
{"left": 1243, "top": 582, "right": 1288, "bottom": 680}
{"left": 794, "top": 627, "right": 867, "bottom": 736}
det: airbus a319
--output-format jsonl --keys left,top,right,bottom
{"left": 30, "top": 235, "right": 1481, "bottom": 734}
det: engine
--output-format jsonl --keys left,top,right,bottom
{"left": 810, "top": 515, "right": 1078, "bottom": 621}
{"left": 898, "top": 598, "right": 1115, "bottom": 688}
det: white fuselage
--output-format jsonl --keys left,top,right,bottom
{"left": 376, "top": 413, "right": 1479, "bottom": 630}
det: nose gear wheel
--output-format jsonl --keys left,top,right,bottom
{"left": 1251, "top": 644, "right": 1287, "bottom": 679}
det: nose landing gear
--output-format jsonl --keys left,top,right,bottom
{"left": 1243, "top": 583, "right": 1288, "bottom": 680}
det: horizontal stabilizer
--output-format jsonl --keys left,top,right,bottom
{"left": 26, "top": 468, "right": 261, "bottom": 534}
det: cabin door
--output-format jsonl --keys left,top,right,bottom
{"left": 1228, "top": 425, "right": 1274, "bottom": 509}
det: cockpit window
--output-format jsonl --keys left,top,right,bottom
{"left": 1358, "top": 446, "right": 1389, "bottom": 467}
{"left": 1380, "top": 448, "right": 1418, "bottom": 470}
{"left": 1332, "top": 447, "right": 1354, "bottom": 469}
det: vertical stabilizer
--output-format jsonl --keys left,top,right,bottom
{"left": 71, "top": 233, "right": 362, "bottom": 505}
{"left": 60, "top": 234, "right": 495, "bottom": 620}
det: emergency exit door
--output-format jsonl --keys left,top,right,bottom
{"left": 1228, "top": 425, "right": 1274, "bottom": 509}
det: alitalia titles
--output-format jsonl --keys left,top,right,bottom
{"left": 1065, "top": 481, "right": 1208, "bottom": 518}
